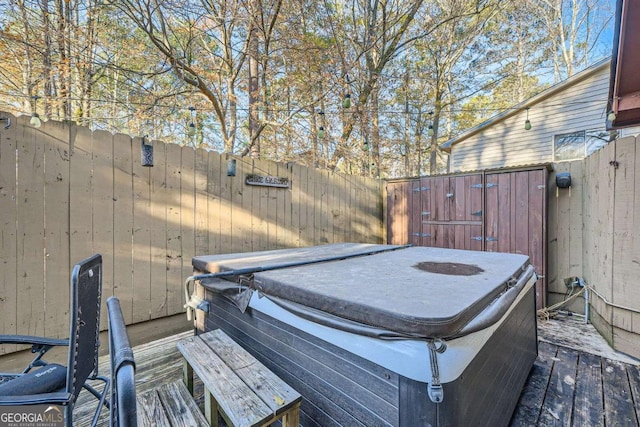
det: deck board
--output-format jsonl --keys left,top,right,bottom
{"left": 69, "top": 331, "right": 640, "bottom": 427}
{"left": 572, "top": 352, "right": 604, "bottom": 426}
{"left": 538, "top": 346, "right": 579, "bottom": 426}
{"left": 602, "top": 358, "right": 638, "bottom": 426}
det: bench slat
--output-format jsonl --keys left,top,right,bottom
{"left": 201, "top": 329, "right": 301, "bottom": 415}
{"left": 137, "top": 390, "right": 171, "bottom": 427}
{"left": 157, "top": 381, "right": 209, "bottom": 427}
{"left": 178, "top": 335, "right": 273, "bottom": 427}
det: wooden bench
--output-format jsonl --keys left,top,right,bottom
{"left": 177, "top": 329, "right": 302, "bottom": 427}
{"left": 137, "top": 380, "right": 209, "bottom": 426}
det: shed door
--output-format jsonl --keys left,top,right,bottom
{"left": 485, "top": 169, "right": 547, "bottom": 308}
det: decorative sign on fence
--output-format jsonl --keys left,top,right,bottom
{"left": 245, "top": 174, "right": 290, "bottom": 188}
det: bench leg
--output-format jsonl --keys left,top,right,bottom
{"left": 281, "top": 403, "right": 300, "bottom": 427}
{"left": 182, "top": 359, "right": 194, "bottom": 395}
{"left": 204, "top": 388, "right": 219, "bottom": 427}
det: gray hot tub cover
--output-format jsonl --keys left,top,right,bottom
{"left": 194, "top": 244, "right": 535, "bottom": 340}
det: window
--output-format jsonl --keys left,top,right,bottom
{"left": 554, "top": 131, "right": 585, "bottom": 161}
{"left": 554, "top": 130, "right": 614, "bottom": 161}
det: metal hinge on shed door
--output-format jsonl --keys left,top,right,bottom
{"left": 471, "top": 183, "right": 483, "bottom": 189}
{"left": 413, "top": 233, "right": 431, "bottom": 238}
{"left": 422, "top": 211, "right": 431, "bottom": 216}
{"left": 486, "top": 183, "right": 498, "bottom": 188}
{"left": 486, "top": 237, "right": 498, "bottom": 242}
{"left": 471, "top": 210, "right": 482, "bottom": 216}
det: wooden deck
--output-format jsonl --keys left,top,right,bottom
{"left": 511, "top": 340, "right": 640, "bottom": 426}
{"left": 68, "top": 327, "right": 640, "bottom": 427}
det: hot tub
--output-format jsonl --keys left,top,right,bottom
{"left": 188, "top": 243, "right": 537, "bottom": 427}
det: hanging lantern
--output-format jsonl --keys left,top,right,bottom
{"left": 187, "top": 122, "right": 196, "bottom": 137}
{"left": 524, "top": 107, "right": 532, "bottom": 130}
{"left": 343, "top": 93, "right": 351, "bottom": 109}
{"left": 30, "top": 96, "right": 42, "bottom": 128}
{"left": 187, "top": 106, "right": 197, "bottom": 137}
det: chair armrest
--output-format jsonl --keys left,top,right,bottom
{"left": 0, "top": 391, "right": 73, "bottom": 406}
{"left": 0, "top": 335, "right": 68, "bottom": 347}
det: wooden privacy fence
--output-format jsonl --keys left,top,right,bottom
{"left": 549, "top": 135, "right": 640, "bottom": 358}
{"left": 0, "top": 113, "right": 384, "bottom": 354}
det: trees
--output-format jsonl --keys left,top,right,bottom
{"left": 0, "top": 0, "right": 106, "bottom": 123}
{"left": 0, "top": 0, "right": 615, "bottom": 177}
{"left": 534, "top": 0, "right": 613, "bottom": 81}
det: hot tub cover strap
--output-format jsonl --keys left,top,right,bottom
{"left": 427, "top": 339, "right": 447, "bottom": 403}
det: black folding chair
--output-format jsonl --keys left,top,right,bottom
{"left": 107, "top": 297, "right": 137, "bottom": 427}
{"left": 0, "top": 254, "right": 109, "bottom": 426}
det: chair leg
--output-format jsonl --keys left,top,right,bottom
{"left": 84, "top": 376, "right": 110, "bottom": 427}
{"left": 65, "top": 405, "right": 74, "bottom": 427}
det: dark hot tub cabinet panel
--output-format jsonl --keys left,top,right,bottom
{"left": 191, "top": 243, "right": 538, "bottom": 427}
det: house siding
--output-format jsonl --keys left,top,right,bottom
{"left": 450, "top": 64, "right": 612, "bottom": 172}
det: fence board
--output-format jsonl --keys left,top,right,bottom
{"left": 303, "top": 164, "right": 315, "bottom": 244}
{"left": 112, "top": 133, "right": 134, "bottom": 323}
{"left": 165, "top": 143, "right": 183, "bottom": 314}
{"left": 70, "top": 126, "right": 93, "bottom": 264}
{"left": 132, "top": 137, "right": 152, "bottom": 323}
{"left": 16, "top": 120, "right": 45, "bottom": 337}
{"left": 230, "top": 156, "right": 246, "bottom": 253}
{"left": 0, "top": 114, "right": 18, "bottom": 353}
{"left": 92, "top": 130, "right": 115, "bottom": 323}
{"left": 267, "top": 160, "right": 280, "bottom": 249}
{"left": 254, "top": 158, "right": 269, "bottom": 251}
{"left": 194, "top": 148, "right": 209, "bottom": 257}
{"left": 313, "top": 167, "right": 325, "bottom": 243}
{"left": 529, "top": 169, "right": 546, "bottom": 308}
{"left": 43, "top": 121, "right": 71, "bottom": 338}
{"left": 593, "top": 145, "right": 615, "bottom": 307}
{"left": 582, "top": 153, "right": 596, "bottom": 297}
{"left": 280, "top": 162, "right": 294, "bottom": 248}
{"left": 336, "top": 172, "right": 348, "bottom": 244}
{"left": 568, "top": 161, "right": 584, "bottom": 280}
{"left": 290, "top": 163, "right": 303, "bottom": 247}
{"left": 207, "top": 151, "right": 221, "bottom": 255}
{"left": 150, "top": 140, "right": 168, "bottom": 318}
{"left": 612, "top": 138, "right": 639, "bottom": 318}
{"left": 180, "top": 147, "right": 196, "bottom": 281}
{"left": 219, "top": 154, "right": 233, "bottom": 253}
{"left": 305, "top": 165, "right": 320, "bottom": 242}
